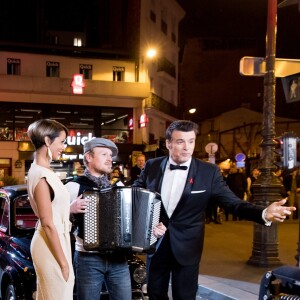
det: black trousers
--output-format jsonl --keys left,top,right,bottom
{"left": 147, "top": 232, "right": 199, "bottom": 300}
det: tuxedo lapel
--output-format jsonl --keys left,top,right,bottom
{"left": 156, "top": 157, "right": 169, "bottom": 220}
{"left": 156, "top": 156, "right": 168, "bottom": 194}
{"left": 171, "top": 158, "right": 198, "bottom": 218}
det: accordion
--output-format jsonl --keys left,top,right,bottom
{"left": 83, "top": 186, "right": 161, "bottom": 253}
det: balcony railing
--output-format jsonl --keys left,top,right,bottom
{"left": 144, "top": 92, "right": 179, "bottom": 118}
{"left": 157, "top": 57, "right": 176, "bottom": 79}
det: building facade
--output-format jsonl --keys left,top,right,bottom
{"left": 0, "top": 0, "right": 185, "bottom": 183}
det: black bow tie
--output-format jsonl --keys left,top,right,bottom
{"left": 170, "top": 164, "right": 188, "bottom": 171}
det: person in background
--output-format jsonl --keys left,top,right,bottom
{"left": 110, "top": 166, "right": 124, "bottom": 185}
{"left": 132, "top": 120, "right": 295, "bottom": 300}
{"left": 226, "top": 165, "right": 248, "bottom": 220}
{"left": 219, "top": 160, "right": 231, "bottom": 221}
{"left": 247, "top": 168, "right": 261, "bottom": 202}
{"left": 283, "top": 167, "right": 300, "bottom": 219}
{"left": 130, "top": 153, "right": 146, "bottom": 184}
{"left": 123, "top": 163, "right": 131, "bottom": 184}
{"left": 273, "top": 168, "right": 283, "bottom": 182}
{"left": 26, "top": 119, "right": 75, "bottom": 299}
{"left": 65, "top": 138, "right": 131, "bottom": 300}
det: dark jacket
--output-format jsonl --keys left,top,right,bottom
{"left": 133, "top": 156, "right": 265, "bottom": 266}
{"left": 130, "top": 165, "right": 143, "bottom": 184}
{"left": 227, "top": 171, "right": 247, "bottom": 199}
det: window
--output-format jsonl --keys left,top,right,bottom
{"left": 46, "top": 61, "right": 60, "bottom": 77}
{"left": 113, "top": 66, "right": 125, "bottom": 81}
{"left": 0, "top": 198, "right": 9, "bottom": 230}
{"left": 171, "top": 16, "right": 177, "bottom": 43}
{"left": 161, "top": 7, "right": 168, "bottom": 35}
{"left": 80, "top": 64, "right": 93, "bottom": 80}
{"left": 161, "top": 20, "right": 168, "bottom": 35}
{"left": 74, "top": 37, "right": 82, "bottom": 47}
{"left": 15, "top": 196, "right": 38, "bottom": 229}
{"left": 171, "top": 32, "right": 176, "bottom": 43}
{"left": 150, "top": 10, "right": 156, "bottom": 23}
{"left": 7, "top": 58, "right": 21, "bottom": 75}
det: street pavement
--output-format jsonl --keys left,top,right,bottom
{"left": 141, "top": 218, "right": 299, "bottom": 299}
{"left": 196, "top": 218, "right": 299, "bottom": 299}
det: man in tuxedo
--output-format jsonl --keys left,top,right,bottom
{"left": 133, "top": 120, "right": 295, "bottom": 300}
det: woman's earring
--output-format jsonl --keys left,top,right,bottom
{"left": 47, "top": 147, "right": 53, "bottom": 162}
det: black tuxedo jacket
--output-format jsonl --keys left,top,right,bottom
{"left": 133, "top": 156, "right": 266, "bottom": 266}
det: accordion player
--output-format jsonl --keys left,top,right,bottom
{"left": 83, "top": 186, "right": 161, "bottom": 253}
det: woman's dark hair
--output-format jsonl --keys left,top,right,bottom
{"left": 165, "top": 120, "right": 198, "bottom": 140}
{"left": 27, "top": 119, "right": 68, "bottom": 150}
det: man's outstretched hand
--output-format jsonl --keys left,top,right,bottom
{"left": 265, "top": 198, "right": 296, "bottom": 222}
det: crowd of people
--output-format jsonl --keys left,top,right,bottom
{"left": 26, "top": 118, "right": 296, "bottom": 300}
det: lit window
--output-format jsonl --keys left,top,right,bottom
{"left": 74, "top": 37, "right": 82, "bottom": 47}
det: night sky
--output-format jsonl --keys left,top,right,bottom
{"left": 177, "top": 0, "right": 300, "bottom": 59}
{"left": 177, "top": 0, "right": 300, "bottom": 120}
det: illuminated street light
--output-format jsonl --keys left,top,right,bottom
{"left": 146, "top": 48, "right": 157, "bottom": 59}
{"left": 189, "top": 108, "right": 196, "bottom": 114}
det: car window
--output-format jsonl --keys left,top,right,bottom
{"left": 0, "top": 196, "right": 9, "bottom": 230}
{"left": 15, "top": 196, "right": 38, "bottom": 229}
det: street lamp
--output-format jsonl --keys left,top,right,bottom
{"left": 189, "top": 108, "right": 196, "bottom": 114}
{"left": 247, "top": 0, "right": 283, "bottom": 267}
{"left": 146, "top": 48, "right": 157, "bottom": 59}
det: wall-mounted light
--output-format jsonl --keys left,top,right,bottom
{"left": 146, "top": 48, "right": 157, "bottom": 59}
{"left": 189, "top": 108, "right": 196, "bottom": 114}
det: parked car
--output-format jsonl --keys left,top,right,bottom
{"left": 0, "top": 184, "right": 148, "bottom": 300}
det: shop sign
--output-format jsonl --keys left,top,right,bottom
{"left": 139, "top": 114, "right": 148, "bottom": 128}
{"left": 62, "top": 153, "right": 84, "bottom": 160}
{"left": 7, "top": 58, "right": 21, "bottom": 64}
{"left": 113, "top": 66, "right": 125, "bottom": 72}
{"left": 128, "top": 118, "right": 134, "bottom": 130}
{"left": 46, "top": 61, "right": 59, "bottom": 67}
{"left": 71, "top": 74, "right": 85, "bottom": 94}
{"left": 14, "top": 160, "right": 22, "bottom": 168}
{"left": 80, "top": 64, "right": 92, "bottom": 70}
{"left": 66, "top": 132, "right": 94, "bottom": 146}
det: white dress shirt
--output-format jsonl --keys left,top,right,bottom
{"left": 161, "top": 157, "right": 191, "bottom": 217}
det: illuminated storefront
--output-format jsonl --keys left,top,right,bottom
{"left": 0, "top": 102, "right": 133, "bottom": 143}
{"left": 0, "top": 102, "right": 136, "bottom": 183}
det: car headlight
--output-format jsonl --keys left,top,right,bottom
{"left": 132, "top": 266, "right": 146, "bottom": 284}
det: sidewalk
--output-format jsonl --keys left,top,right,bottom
{"left": 195, "top": 219, "right": 299, "bottom": 299}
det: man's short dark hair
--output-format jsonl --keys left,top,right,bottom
{"left": 166, "top": 120, "right": 198, "bottom": 140}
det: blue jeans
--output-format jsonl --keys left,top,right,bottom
{"left": 74, "top": 251, "right": 131, "bottom": 300}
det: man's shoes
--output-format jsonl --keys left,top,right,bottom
{"left": 214, "top": 220, "right": 222, "bottom": 224}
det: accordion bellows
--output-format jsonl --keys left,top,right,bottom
{"left": 83, "top": 186, "right": 161, "bottom": 253}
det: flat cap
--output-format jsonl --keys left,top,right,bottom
{"left": 83, "top": 138, "right": 118, "bottom": 157}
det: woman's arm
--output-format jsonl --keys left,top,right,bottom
{"left": 34, "top": 178, "right": 69, "bottom": 281}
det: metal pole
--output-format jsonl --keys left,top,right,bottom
{"left": 248, "top": 0, "right": 284, "bottom": 267}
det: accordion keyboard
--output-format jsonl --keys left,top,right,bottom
{"left": 83, "top": 191, "right": 100, "bottom": 250}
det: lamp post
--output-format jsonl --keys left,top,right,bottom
{"left": 247, "top": 0, "right": 284, "bottom": 267}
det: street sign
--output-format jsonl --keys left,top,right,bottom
{"left": 278, "top": 0, "right": 300, "bottom": 11}
{"left": 205, "top": 142, "right": 218, "bottom": 154}
{"left": 239, "top": 56, "right": 300, "bottom": 77}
